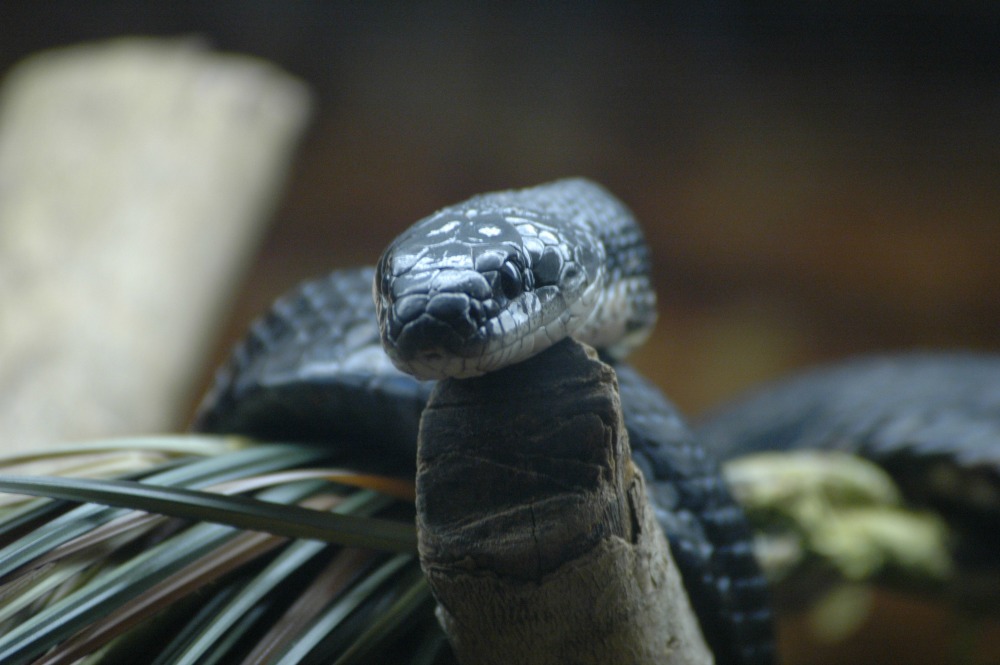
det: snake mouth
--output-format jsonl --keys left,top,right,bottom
{"left": 391, "top": 314, "right": 482, "bottom": 363}
{"left": 385, "top": 331, "right": 491, "bottom": 380}
{"left": 375, "top": 267, "right": 496, "bottom": 379}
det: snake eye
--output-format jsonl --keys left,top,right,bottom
{"left": 499, "top": 260, "right": 524, "bottom": 300}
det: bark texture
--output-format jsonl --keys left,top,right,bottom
{"left": 417, "top": 339, "right": 711, "bottom": 664}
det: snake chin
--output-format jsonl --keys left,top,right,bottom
{"left": 390, "top": 349, "right": 485, "bottom": 381}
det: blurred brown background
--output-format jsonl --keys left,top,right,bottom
{"left": 3, "top": 3, "right": 998, "bottom": 661}
{"left": 4, "top": 2, "right": 995, "bottom": 415}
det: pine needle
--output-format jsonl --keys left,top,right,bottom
{"left": 0, "top": 437, "right": 444, "bottom": 664}
{"left": 0, "top": 475, "right": 416, "bottom": 552}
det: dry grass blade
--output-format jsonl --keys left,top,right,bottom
{"left": 268, "top": 552, "right": 416, "bottom": 665}
{"left": 332, "top": 566, "right": 433, "bottom": 665}
{"left": 166, "top": 490, "right": 392, "bottom": 665}
{"left": 209, "top": 468, "right": 416, "bottom": 502}
{"left": 0, "top": 475, "right": 416, "bottom": 552}
{"left": 0, "top": 438, "right": 442, "bottom": 664}
{"left": 0, "top": 560, "right": 92, "bottom": 626}
{"left": 34, "top": 528, "right": 288, "bottom": 665}
{"left": 0, "top": 521, "right": 245, "bottom": 665}
{"left": 0, "top": 444, "right": 335, "bottom": 582}
{"left": 0, "top": 479, "right": 324, "bottom": 662}
{"left": 240, "top": 547, "right": 381, "bottom": 664}
{"left": 0, "top": 436, "right": 247, "bottom": 469}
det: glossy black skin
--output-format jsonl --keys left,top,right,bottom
{"left": 195, "top": 266, "right": 775, "bottom": 665}
{"left": 614, "top": 362, "right": 774, "bottom": 664}
{"left": 697, "top": 353, "right": 1000, "bottom": 568}
{"left": 373, "top": 208, "right": 595, "bottom": 378}
{"left": 373, "top": 178, "right": 655, "bottom": 380}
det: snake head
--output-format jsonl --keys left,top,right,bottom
{"left": 374, "top": 204, "right": 605, "bottom": 380}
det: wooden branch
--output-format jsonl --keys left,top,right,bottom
{"left": 0, "top": 38, "right": 311, "bottom": 451}
{"left": 416, "top": 339, "right": 711, "bottom": 665}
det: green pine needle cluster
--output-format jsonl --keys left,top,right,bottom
{"left": 0, "top": 436, "right": 453, "bottom": 665}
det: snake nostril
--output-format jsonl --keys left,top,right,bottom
{"left": 468, "top": 299, "right": 485, "bottom": 327}
{"left": 395, "top": 314, "right": 464, "bottom": 358}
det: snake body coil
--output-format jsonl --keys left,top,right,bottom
{"left": 196, "top": 179, "right": 774, "bottom": 664}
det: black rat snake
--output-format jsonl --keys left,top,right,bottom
{"left": 198, "top": 178, "right": 1000, "bottom": 663}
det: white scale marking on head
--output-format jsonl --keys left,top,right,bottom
{"left": 477, "top": 226, "right": 502, "bottom": 237}
{"left": 439, "top": 254, "right": 471, "bottom": 268}
{"left": 413, "top": 253, "right": 470, "bottom": 272}
{"left": 427, "top": 220, "right": 460, "bottom": 236}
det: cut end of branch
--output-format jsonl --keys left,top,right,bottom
{"left": 415, "top": 339, "right": 712, "bottom": 665}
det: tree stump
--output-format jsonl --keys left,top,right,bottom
{"left": 416, "top": 339, "right": 712, "bottom": 665}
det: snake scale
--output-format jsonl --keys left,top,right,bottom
{"left": 697, "top": 352, "right": 1000, "bottom": 572}
{"left": 195, "top": 179, "right": 776, "bottom": 664}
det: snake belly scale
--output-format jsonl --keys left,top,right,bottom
{"left": 195, "top": 178, "right": 774, "bottom": 664}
